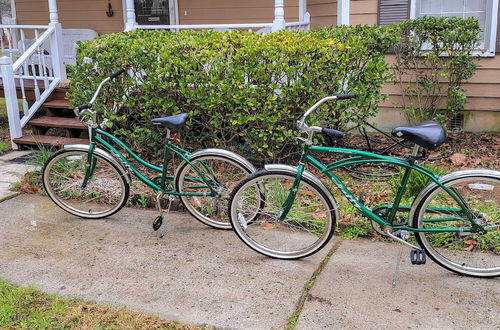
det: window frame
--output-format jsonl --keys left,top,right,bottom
{"left": 122, "top": 0, "right": 179, "bottom": 26}
{"left": 409, "top": 0, "right": 499, "bottom": 56}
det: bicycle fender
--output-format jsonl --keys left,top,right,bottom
{"left": 178, "top": 148, "right": 258, "bottom": 173}
{"left": 409, "top": 168, "right": 500, "bottom": 221}
{"left": 62, "top": 144, "right": 132, "bottom": 185}
{"left": 264, "top": 164, "right": 340, "bottom": 221}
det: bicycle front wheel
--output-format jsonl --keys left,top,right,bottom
{"left": 229, "top": 170, "right": 336, "bottom": 259}
{"left": 42, "top": 149, "right": 129, "bottom": 219}
{"left": 175, "top": 153, "right": 255, "bottom": 229}
{"left": 412, "top": 170, "right": 500, "bottom": 277}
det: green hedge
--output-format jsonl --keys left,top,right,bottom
{"left": 69, "top": 26, "right": 398, "bottom": 161}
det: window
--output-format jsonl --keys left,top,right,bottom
{"left": 134, "top": 0, "right": 177, "bottom": 25}
{"left": 411, "top": 0, "right": 499, "bottom": 54}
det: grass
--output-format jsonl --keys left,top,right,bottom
{"left": 0, "top": 278, "right": 207, "bottom": 329}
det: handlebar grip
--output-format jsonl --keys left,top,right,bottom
{"left": 322, "top": 127, "right": 346, "bottom": 139}
{"left": 109, "top": 68, "right": 125, "bottom": 79}
{"left": 336, "top": 93, "right": 357, "bottom": 100}
{"left": 78, "top": 103, "right": 92, "bottom": 111}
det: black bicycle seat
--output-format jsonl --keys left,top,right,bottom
{"left": 392, "top": 121, "right": 446, "bottom": 150}
{"left": 152, "top": 113, "right": 188, "bottom": 132}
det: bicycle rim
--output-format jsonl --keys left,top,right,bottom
{"left": 176, "top": 155, "right": 253, "bottom": 229}
{"left": 43, "top": 150, "right": 128, "bottom": 219}
{"left": 414, "top": 175, "right": 499, "bottom": 277}
{"left": 230, "top": 171, "right": 335, "bottom": 259}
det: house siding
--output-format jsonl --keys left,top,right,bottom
{"left": 15, "top": 0, "right": 125, "bottom": 35}
{"left": 178, "top": 0, "right": 298, "bottom": 25}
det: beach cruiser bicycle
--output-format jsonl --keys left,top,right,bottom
{"left": 42, "top": 69, "right": 256, "bottom": 230}
{"left": 229, "top": 94, "right": 499, "bottom": 277}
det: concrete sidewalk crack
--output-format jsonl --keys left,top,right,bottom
{"left": 286, "top": 240, "right": 343, "bottom": 329}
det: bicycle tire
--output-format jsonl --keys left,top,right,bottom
{"left": 411, "top": 170, "right": 500, "bottom": 277}
{"left": 175, "top": 152, "right": 256, "bottom": 229}
{"left": 229, "top": 169, "right": 336, "bottom": 259}
{"left": 42, "top": 149, "right": 129, "bottom": 219}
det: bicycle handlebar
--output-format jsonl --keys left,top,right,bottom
{"left": 296, "top": 93, "right": 357, "bottom": 144}
{"left": 321, "top": 127, "right": 346, "bottom": 139}
{"left": 77, "top": 103, "right": 92, "bottom": 111}
{"left": 336, "top": 93, "right": 357, "bottom": 100}
{"left": 75, "top": 69, "right": 126, "bottom": 125}
{"left": 109, "top": 68, "right": 125, "bottom": 80}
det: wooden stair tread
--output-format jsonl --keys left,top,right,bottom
{"left": 13, "top": 135, "right": 89, "bottom": 147}
{"left": 43, "top": 99, "right": 71, "bottom": 109}
{"left": 29, "top": 116, "right": 86, "bottom": 129}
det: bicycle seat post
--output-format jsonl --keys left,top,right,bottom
{"left": 411, "top": 144, "right": 421, "bottom": 157}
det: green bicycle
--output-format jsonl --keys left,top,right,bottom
{"left": 42, "top": 69, "right": 256, "bottom": 230}
{"left": 229, "top": 94, "right": 499, "bottom": 277}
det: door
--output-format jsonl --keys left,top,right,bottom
{"left": 134, "top": 0, "right": 173, "bottom": 25}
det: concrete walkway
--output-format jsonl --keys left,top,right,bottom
{"left": 0, "top": 194, "right": 498, "bottom": 329}
{"left": 0, "top": 151, "right": 34, "bottom": 201}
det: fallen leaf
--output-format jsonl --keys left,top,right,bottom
{"left": 263, "top": 223, "right": 275, "bottom": 230}
{"left": 464, "top": 245, "right": 475, "bottom": 252}
{"left": 463, "top": 239, "right": 478, "bottom": 245}
{"left": 449, "top": 153, "right": 467, "bottom": 166}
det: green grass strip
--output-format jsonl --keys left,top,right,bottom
{"left": 287, "top": 240, "right": 343, "bottom": 329}
{"left": 0, "top": 278, "right": 208, "bottom": 329}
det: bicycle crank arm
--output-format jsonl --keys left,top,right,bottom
{"left": 384, "top": 230, "right": 420, "bottom": 250}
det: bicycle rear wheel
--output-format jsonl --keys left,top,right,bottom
{"left": 175, "top": 152, "right": 255, "bottom": 229}
{"left": 42, "top": 149, "right": 129, "bottom": 219}
{"left": 229, "top": 169, "right": 336, "bottom": 259}
{"left": 412, "top": 170, "right": 499, "bottom": 277}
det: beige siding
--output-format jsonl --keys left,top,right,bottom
{"left": 350, "top": 0, "right": 377, "bottom": 25}
{"left": 308, "top": 0, "right": 337, "bottom": 28}
{"left": 16, "top": 0, "right": 124, "bottom": 35}
{"left": 178, "top": 0, "right": 299, "bottom": 25}
{"left": 380, "top": 49, "right": 500, "bottom": 131}
{"left": 307, "top": 0, "right": 377, "bottom": 29}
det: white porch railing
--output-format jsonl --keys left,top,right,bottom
{"left": 136, "top": 14, "right": 310, "bottom": 33}
{"left": 0, "top": 23, "right": 66, "bottom": 148}
{"left": 285, "top": 13, "right": 311, "bottom": 31}
{"left": 135, "top": 20, "right": 310, "bottom": 33}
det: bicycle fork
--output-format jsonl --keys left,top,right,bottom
{"left": 278, "top": 165, "right": 306, "bottom": 220}
{"left": 82, "top": 144, "right": 97, "bottom": 188}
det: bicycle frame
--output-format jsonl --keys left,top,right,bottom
{"left": 281, "top": 144, "right": 481, "bottom": 233}
{"left": 83, "top": 126, "right": 219, "bottom": 197}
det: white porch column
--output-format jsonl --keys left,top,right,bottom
{"left": 272, "top": 0, "right": 286, "bottom": 32}
{"left": 48, "top": 0, "right": 59, "bottom": 23}
{"left": 299, "top": 0, "right": 307, "bottom": 21}
{"left": 48, "top": 0, "right": 66, "bottom": 80}
{"left": 124, "top": 0, "right": 138, "bottom": 31}
{"left": 337, "top": 0, "right": 350, "bottom": 25}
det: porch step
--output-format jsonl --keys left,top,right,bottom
{"left": 43, "top": 99, "right": 72, "bottom": 109}
{"left": 13, "top": 135, "right": 89, "bottom": 147}
{"left": 28, "top": 116, "right": 86, "bottom": 130}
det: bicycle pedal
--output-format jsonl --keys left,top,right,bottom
{"left": 410, "top": 249, "right": 426, "bottom": 265}
{"left": 152, "top": 215, "right": 163, "bottom": 231}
